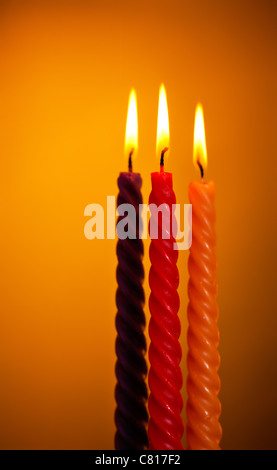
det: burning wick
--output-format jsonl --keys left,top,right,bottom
{"left": 197, "top": 158, "right": 204, "bottom": 180}
{"left": 128, "top": 148, "right": 134, "bottom": 172}
{"left": 160, "top": 147, "right": 169, "bottom": 172}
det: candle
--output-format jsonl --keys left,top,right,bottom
{"left": 115, "top": 90, "right": 148, "bottom": 450}
{"left": 186, "top": 104, "right": 222, "bottom": 450}
{"left": 148, "top": 84, "right": 184, "bottom": 450}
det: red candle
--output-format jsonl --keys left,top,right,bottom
{"left": 148, "top": 85, "right": 184, "bottom": 450}
{"left": 186, "top": 104, "right": 222, "bottom": 450}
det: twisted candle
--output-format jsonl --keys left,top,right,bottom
{"left": 115, "top": 171, "right": 148, "bottom": 450}
{"left": 148, "top": 171, "right": 184, "bottom": 450}
{"left": 186, "top": 180, "right": 222, "bottom": 450}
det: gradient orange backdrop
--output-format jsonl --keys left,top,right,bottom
{"left": 0, "top": 0, "right": 277, "bottom": 450}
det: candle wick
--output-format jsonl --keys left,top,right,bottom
{"left": 197, "top": 159, "right": 204, "bottom": 180}
{"left": 128, "top": 149, "right": 134, "bottom": 172}
{"left": 160, "top": 147, "right": 169, "bottom": 172}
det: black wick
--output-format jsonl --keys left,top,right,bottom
{"left": 128, "top": 149, "right": 134, "bottom": 172}
{"left": 160, "top": 147, "right": 169, "bottom": 170}
{"left": 197, "top": 159, "right": 204, "bottom": 179}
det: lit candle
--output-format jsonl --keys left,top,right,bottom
{"left": 186, "top": 104, "right": 222, "bottom": 450}
{"left": 148, "top": 84, "right": 184, "bottom": 450}
{"left": 115, "top": 90, "right": 148, "bottom": 450}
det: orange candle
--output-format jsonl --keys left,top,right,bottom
{"left": 186, "top": 105, "right": 222, "bottom": 450}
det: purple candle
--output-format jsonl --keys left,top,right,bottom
{"left": 114, "top": 91, "right": 148, "bottom": 450}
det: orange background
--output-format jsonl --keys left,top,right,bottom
{"left": 0, "top": 0, "right": 277, "bottom": 450}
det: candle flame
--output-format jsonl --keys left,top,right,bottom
{"left": 193, "top": 104, "right": 207, "bottom": 170}
{"left": 125, "top": 89, "right": 138, "bottom": 160}
{"left": 156, "top": 84, "right": 170, "bottom": 160}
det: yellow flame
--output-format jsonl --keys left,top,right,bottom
{"left": 156, "top": 84, "right": 170, "bottom": 159}
{"left": 193, "top": 104, "right": 207, "bottom": 169}
{"left": 124, "top": 89, "right": 138, "bottom": 159}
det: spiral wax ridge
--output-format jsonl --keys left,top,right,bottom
{"left": 148, "top": 175, "right": 184, "bottom": 450}
{"left": 115, "top": 173, "right": 148, "bottom": 450}
{"left": 186, "top": 185, "right": 222, "bottom": 450}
